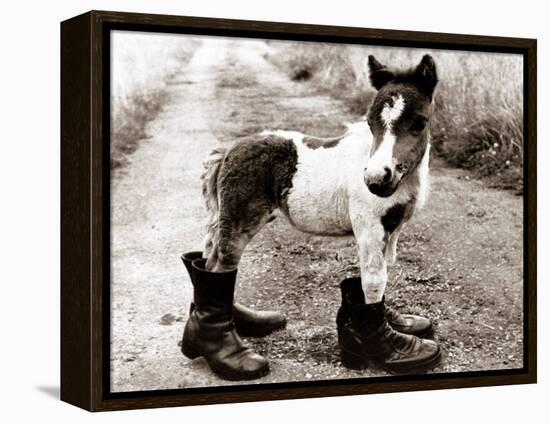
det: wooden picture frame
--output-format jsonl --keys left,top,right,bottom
{"left": 61, "top": 10, "right": 537, "bottom": 411}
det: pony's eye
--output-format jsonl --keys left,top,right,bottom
{"left": 410, "top": 117, "right": 427, "bottom": 133}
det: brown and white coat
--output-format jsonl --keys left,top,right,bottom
{"left": 202, "top": 54, "right": 438, "bottom": 304}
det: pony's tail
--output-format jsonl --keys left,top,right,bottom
{"left": 201, "top": 147, "right": 227, "bottom": 216}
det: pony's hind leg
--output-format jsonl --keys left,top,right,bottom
{"left": 202, "top": 215, "right": 217, "bottom": 259}
{"left": 206, "top": 229, "right": 250, "bottom": 273}
{"left": 203, "top": 135, "right": 293, "bottom": 273}
{"left": 206, "top": 205, "right": 272, "bottom": 273}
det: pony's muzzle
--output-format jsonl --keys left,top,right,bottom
{"left": 364, "top": 166, "right": 395, "bottom": 197}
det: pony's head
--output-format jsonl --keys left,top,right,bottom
{"left": 364, "top": 54, "right": 438, "bottom": 197}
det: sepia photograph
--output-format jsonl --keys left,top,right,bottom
{"left": 108, "top": 30, "right": 525, "bottom": 392}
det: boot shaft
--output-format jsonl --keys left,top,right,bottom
{"left": 181, "top": 256, "right": 270, "bottom": 380}
{"left": 190, "top": 258, "right": 237, "bottom": 308}
{"left": 339, "top": 277, "right": 385, "bottom": 332}
{"left": 181, "top": 251, "right": 203, "bottom": 282}
{"left": 181, "top": 251, "right": 287, "bottom": 337}
{"left": 183, "top": 258, "right": 239, "bottom": 342}
{"left": 183, "top": 257, "right": 240, "bottom": 344}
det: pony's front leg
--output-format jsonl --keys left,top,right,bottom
{"left": 342, "top": 215, "right": 441, "bottom": 373}
{"left": 384, "top": 225, "right": 402, "bottom": 267}
{"left": 352, "top": 218, "right": 388, "bottom": 304}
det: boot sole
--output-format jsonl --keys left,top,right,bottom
{"left": 381, "top": 348, "right": 442, "bottom": 374}
{"left": 341, "top": 347, "right": 442, "bottom": 374}
{"left": 236, "top": 320, "right": 287, "bottom": 338}
{"left": 340, "top": 348, "right": 369, "bottom": 370}
{"left": 181, "top": 340, "right": 270, "bottom": 381}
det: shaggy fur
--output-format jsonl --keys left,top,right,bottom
{"left": 202, "top": 136, "right": 298, "bottom": 271}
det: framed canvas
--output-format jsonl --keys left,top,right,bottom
{"left": 60, "top": 10, "right": 537, "bottom": 411}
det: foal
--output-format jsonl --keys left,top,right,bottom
{"left": 182, "top": 54, "right": 441, "bottom": 380}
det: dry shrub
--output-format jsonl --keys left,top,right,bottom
{"left": 111, "top": 90, "right": 165, "bottom": 169}
{"left": 429, "top": 53, "right": 523, "bottom": 191}
{"left": 267, "top": 42, "right": 524, "bottom": 191}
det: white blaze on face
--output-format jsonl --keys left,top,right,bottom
{"left": 367, "top": 95, "right": 405, "bottom": 177}
{"left": 381, "top": 95, "right": 405, "bottom": 128}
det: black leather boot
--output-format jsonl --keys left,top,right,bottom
{"left": 384, "top": 301, "right": 432, "bottom": 337}
{"left": 336, "top": 277, "right": 432, "bottom": 337}
{"left": 338, "top": 278, "right": 441, "bottom": 373}
{"left": 181, "top": 251, "right": 286, "bottom": 337}
{"left": 181, "top": 258, "right": 270, "bottom": 381}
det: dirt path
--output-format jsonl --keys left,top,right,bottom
{"left": 111, "top": 39, "right": 524, "bottom": 392}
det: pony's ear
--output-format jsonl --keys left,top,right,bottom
{"left": 414, "top": 54, "right": 438, "bottom": 97}
{"left": 368, "top": 55, "right": 394, "bottom": 90}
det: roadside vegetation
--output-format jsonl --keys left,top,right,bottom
{"left": 110, "top": 32, "right": 200, "bottom": 170}
{"left": 266, "top": 42, "right": 524, "bottom": 193}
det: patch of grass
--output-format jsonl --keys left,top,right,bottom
{"left": 266, "top": 42, "right": 524, "bottom": 192}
